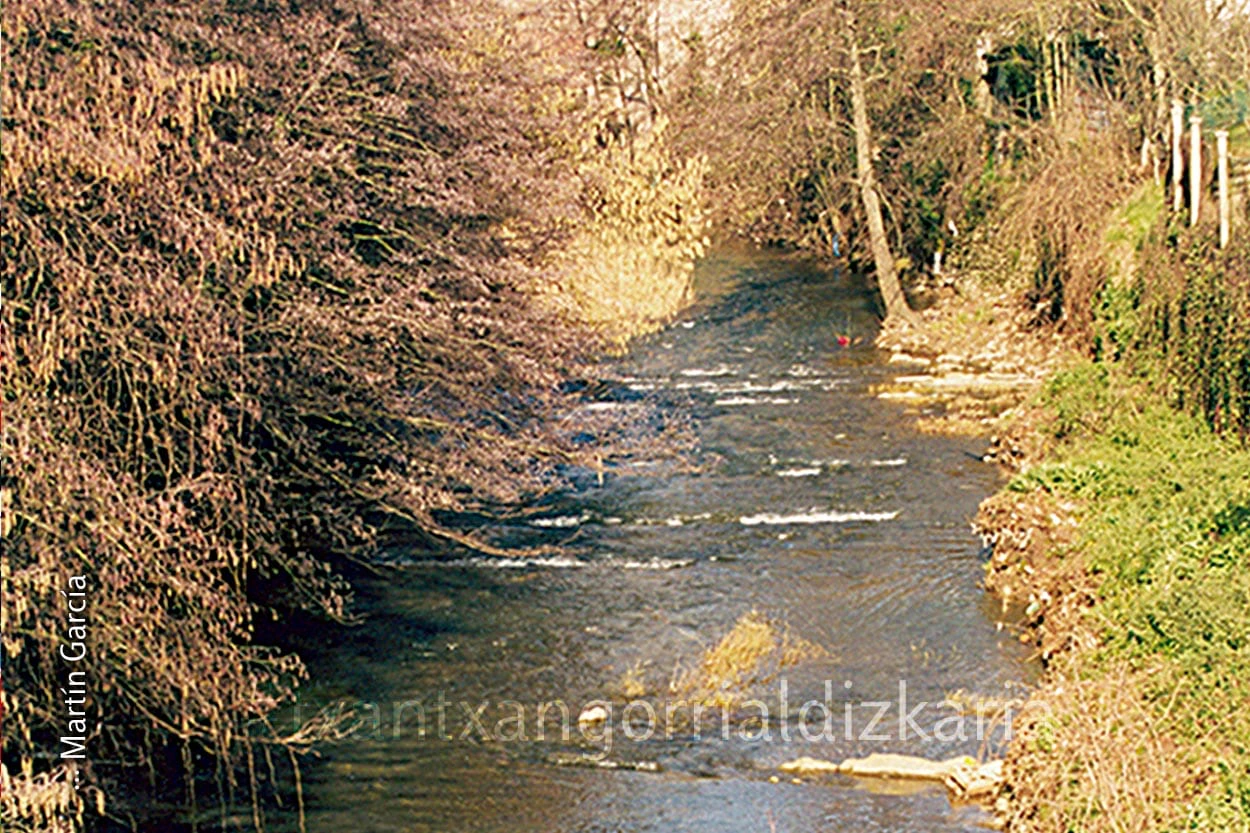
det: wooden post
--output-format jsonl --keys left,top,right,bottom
{"left": 1189, "top": 114, "right": 1202, "bottom": 227}
{"left": 1216, "top": 130, "right": 1230, "bottom": 249}
{"left": 1172, "top": 101, "right": 1184, "bottom": 213}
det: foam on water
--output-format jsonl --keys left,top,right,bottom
{"left": 739, "top": 509, "right": 900, "bottom": 526}
{"left": 678, "top": 365, "right": 737, "bottom": 377}
{"left": 441, "top": 555, "right": 588, "bottom": 569}
{"left": 714, "top": 396, "right": 797, "bottom": 406}
{"left": 632, "top": 512, "right": 712, "bottom": 527}
{"left": 436, "top": 555, "right": 693, "bottom": 571}
{"left": 769, "top": 455, "right": 850, "bottom": 469}
{"left": 713, "top": 379, "right": 841, "bottom": 394}
{"left": 617, "top": 556, "right": 695, "bottom": 570}
{"left": 776, "top": 467, "right": 821, "bottom": 477}
{"left": 529, "top": 515, "right": 585, "bottom": 528}
{"left": 579, "top": 401, "right": 639, "bottom": 412}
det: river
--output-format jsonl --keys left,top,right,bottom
{"left": 282, "top": 248, "right": 1036, "bottom": 832}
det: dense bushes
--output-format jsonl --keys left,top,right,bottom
{"left": 671, "top": 0, "right": 1248, "bottom": 341}
{"left": 669, "top": 0, "right": 1018, "bottom": 268}
{"left": 1138, "top": 229, "right": 1250, "bottom": 438}
{"left": 0, "top": 0, "right": 693, "bottom": 826}
{"left": 1000, "top": 365, "right": 1250, "bottom": 831}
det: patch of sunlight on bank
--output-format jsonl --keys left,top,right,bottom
{"left": 540, "top": 117, "right": 710, "bottom": 348}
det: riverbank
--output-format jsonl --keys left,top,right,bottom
{"left": 877, "top": 252, "right": 1250, "bottom": 830}
{"left": 979, "top": 364, "right": 1250, "bottom": 831}
{"left": 874, "top": 277, "right": 1075, "bottom": 437}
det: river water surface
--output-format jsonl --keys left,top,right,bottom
{"left": 287, "top": 250, "right": 1036, "bottom": 832}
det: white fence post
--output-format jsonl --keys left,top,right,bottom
{"left": 1216, "top": 130, "right": 1230, "bottom": 249}
{"left": 1172, "top": 100, "right": 1184, "bottom": 213}
{"left": 1190, "top": 115, "right": 1203, "bottom": 227}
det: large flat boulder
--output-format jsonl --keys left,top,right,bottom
{"left": 779, "top": 753, "right": 1006, "bottom": 800}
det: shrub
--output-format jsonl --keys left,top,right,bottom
{"left": 544, "top": 117, "right": 709, "bottom": 346}
{"left": 0, "top": 0, "right": 622, "bottom": 824}
{"left": 1139, "top": 228, "right": 1250, "bottom": 438}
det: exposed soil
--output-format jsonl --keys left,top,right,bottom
{"left": 975, "top": 488, "right": 1095, "bottom": 665}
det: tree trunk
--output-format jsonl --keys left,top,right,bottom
{"left": 843, "top": 6, "right": 915, "bottom": 324}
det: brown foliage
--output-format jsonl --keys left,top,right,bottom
{"left": 1001, "top": 660, "right": 1206, "bottom": 833}
{"left": 0, "top": 0, "right": 641, "bottom": 823}
{"left": 545, "top": 117, "right": 709, "bottom": 345}
{"left": 668, "top": 0, "right": 1029, "bottom": 246}
{"left": 998, "top": 135, "right": 1136, "bottom": 340}
{"left": 977, "top": 488, "right": 1094, "bottom": 665}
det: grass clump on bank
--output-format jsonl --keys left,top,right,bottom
{"left": 988, "top": 363, "right": 1250, "bottom": 831}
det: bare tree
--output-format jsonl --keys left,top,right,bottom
{"left": 841, "top": 0, "right": 917, "bottom": 323}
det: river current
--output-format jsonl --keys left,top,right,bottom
{"left": 285, "top": 249, "right": 1035, "bottom": 833}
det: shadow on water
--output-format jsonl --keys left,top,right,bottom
{"left": 282, "top": 248, "right": 1038, "bottom": 833}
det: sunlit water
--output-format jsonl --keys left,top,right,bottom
{"left": 283, "top": 249, "right": 1036, "bottom": 833}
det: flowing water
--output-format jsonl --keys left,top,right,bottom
{"left": 284, "top": 249, "right": 1036, "bottom": 832}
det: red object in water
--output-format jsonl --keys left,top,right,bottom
{"left": 836, "top": 335, "right": 851, "bottom": 347}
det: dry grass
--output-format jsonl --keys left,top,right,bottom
{"left": 543, "top": 117, "right": 710, "bottom": 347}
{"left": 670, "top": 610, "right": 825, "bottom": 711}
{"left": 616, "top": 660, "right": 650, "bottom": 700}
{"left": 0, "top": 764, "right": 85, "bottom": 833}
{"left": 1002, "top": 660, "right": 1209, "bottom": 833}
{"left": 996, "top": 137, "right": 1136, "bottom": 342}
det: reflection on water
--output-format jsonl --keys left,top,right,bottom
{"left": 285, "top": 249, "right": 1036, "bottom": 833}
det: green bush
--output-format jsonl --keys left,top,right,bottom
{"left": 1019, "top": 363, "right": 1250, "bottom": 826}
{"left": 1138, "top": 229, "right": 1250, "bottom": 438}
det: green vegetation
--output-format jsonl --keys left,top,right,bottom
{"left": 981, "top": 159, "right": 1249, "bottom": 829}
{"left": 1000, "top": 363, "right": 1250, "bottom": 830}
{"left": 1138, "top": 231, "right": 1250, "bottom": 438}
{"left": 3, "top": 0, "right": 1248, "bottom": 829}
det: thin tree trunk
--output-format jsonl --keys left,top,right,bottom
{"left": 843, "top": 5, "right": 915, "bottom": 324}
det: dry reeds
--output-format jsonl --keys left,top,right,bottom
{"left": 671, "top": 610, "right": 825, "bottom": 712}
{"left": 1002, "top": 660, "right": 1206, "bottom": 833}
{"left": 996, "top": 135, "right": 1136, "bottom": 341}
{"left": 0, "top": 0, "right": 666, "bottom": 826}
{"left": 545, "top": 117, "right": 710, "bottom": 346}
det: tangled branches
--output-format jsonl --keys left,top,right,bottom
{"left": 0, "top": 0, "right": 644, "bottom": 824}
